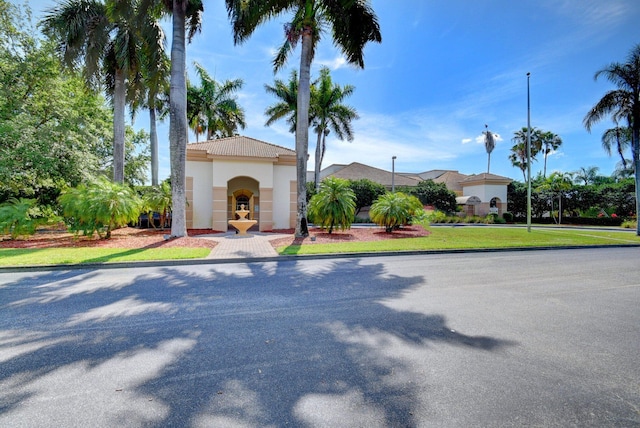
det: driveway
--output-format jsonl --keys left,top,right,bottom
{"left": 1, "top": 248, "right": 639, "bottom": 427}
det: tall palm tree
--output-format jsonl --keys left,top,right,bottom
{"left": 140, "top": 0, "right": 203, "bottom": 237}
{"left": 483, "top": 124, "right": 496, "bottom": 174}
{"left": 584, "top": 44, "right": 640, "bottom": 235}
{"left": 129, "top": 5, "right": 170, "bottom": 186}
{"left": 509, "top": 127, "right": 542, "bottom": 181}
{"left": 187, "top": 62, "right": 246, "bottom": 141}
{"left": 226, "top": 0, "right": 381, "bottom": 237}
{"left": 42, "top": 0, "right": 141, "bottom": 184}
{"left": 264, "top": 69, "right": 300, "bottom": 134}
{"left": 601, "top": 125, "right": 631, "bottom": 170}
{"left": 311, "top": 66, "right": 358, "bottom": 190}
{"left": 539, "top": 131, "right": 562, "bottom": 178}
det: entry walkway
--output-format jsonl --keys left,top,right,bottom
{"left": 198, "top": 231, "right": 290, "bottom": 259}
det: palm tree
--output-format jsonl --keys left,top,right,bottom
{"left": 574, "top": 166, "right": 599, "bottom": 185}
{"left": 509, "top": 127, "right": 542, "bottom": 181}
{"left": 42, "top": 0, "right": 141, "bottom": 184}
{"left": 264, "top": 69, "right": 300, "bottom": 134}
{"left": 187, "top": 62, "right": 246, "bottom": 141}
{"left": 584, "top": 44, "right": 640, "bottom": 235}
{"left": 601, "top": 125, "right": 631, "bottom": 170}
{"left": 129, "top": 6, "right": 170, "bottom": 186}
{"left": 311, "top": 66, "right": 358, "bottom": 190}
{"left": 226, "top": 0, "right": 381, "bottom": 237}
{"left": 139, "top": 0, "right": 203, "bottom": 237}
{"left": 308, "top": 177, "right": 355, "bottom": 233}
{"left": 483, "top": 124, "right": 496, "bottom": 173}
{"left": 539, "top": 131, "right": 562, "bottom": 178}
{"left": 536, "top": 171, "right": 573, "bottom": 224}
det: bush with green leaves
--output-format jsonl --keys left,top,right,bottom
{"left": 143, "top": 181, "right": 173, "bottom": 229}
{"left": 58, "top": 177, "right": 143, "bottom": 239}
{"left": 0, "top": 198, "right": 57, "bottom": 239}
{"left": 370, "top": 192, "right": 424, "bottom": 232}
{"left": 308, "top": 177, "right": 356, "bottom": 233}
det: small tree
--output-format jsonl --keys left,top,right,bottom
{"left": 144, "top": 180, "right": 172, "bottom": 229}
{"left": 370, "top": 192, "right": 423, "bottom": 233}
{"left": 59, "top": 177, "right": 142, "bottom": 238}
{"left": 308, "top": 177, "right": 355, "bottom": 234}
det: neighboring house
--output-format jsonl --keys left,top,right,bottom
{"left": 186, "top": 136, "right": 297, "bottom": 231}
{"left": 320, "top": 163, "right": 512, "bottom": 217}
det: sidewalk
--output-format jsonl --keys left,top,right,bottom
{"left": 197, "top": 231, "right": 290, "bottom": 259}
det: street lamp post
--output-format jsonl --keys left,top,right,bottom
{"left": 526, "top": 72, "right": 532, "bottom": 233}
{"left": 392, "top": 156, "right": 397, "bottom": 192}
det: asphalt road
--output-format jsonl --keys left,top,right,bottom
{"left": 1, "top": 248, "right": 639, "bottom": 427}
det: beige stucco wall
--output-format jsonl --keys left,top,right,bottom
{"left": 187, "top": 160, "right": 213, "bottom": 229}
{"left": 463, "top": 184, "right": 507, "bottom": 202}
{"left": 186, "top": 158, "right": 296, "bottom": 230}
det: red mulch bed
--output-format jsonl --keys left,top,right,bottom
{"left": 0, "top": 225, "right": 430, "bottom": 250}
{"left": 268, "top": 225, "right": 430, "bottom": 248}
{"left": 0, "top": 227, "right": 220, "bottom": 249}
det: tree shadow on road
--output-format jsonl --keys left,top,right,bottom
{"left": 0, "top": 258, "right": 517, "bottom": 427}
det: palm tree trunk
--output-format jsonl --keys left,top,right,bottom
{"left": 113, "top": 68, "right": 126, "bottom": 184}
{"left": 314, "top": 128, "right": 322, "bottom": 191}
{"left": 294, "top": 27, "right": 313, "bottom": 237}
{"left": 169, "top": 0, "right": 188, "bottom": 238}
{"left": 149, "top": 105, "right": 159, "bottom": 186}
{"left": 487, "top": 152, "right": 491, "bottom": 174}
{"left": 633, "top": 125, "right": 640, "bottom": 236}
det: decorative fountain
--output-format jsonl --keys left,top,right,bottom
{"left": 228, "top": 204, "right": 257, "bottom": 235}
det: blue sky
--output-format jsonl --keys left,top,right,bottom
{"left": 23, "top": 0, "right": 640, "bottom": 182}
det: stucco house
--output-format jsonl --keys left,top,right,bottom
{"left": 186, "top": 136, "right": 297, "bottom": 231}
{"left": 186, "top": 137, "right": 513, "bottom": 231}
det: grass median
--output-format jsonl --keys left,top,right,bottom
{"left": 276, "top": 226, "right": 640, "bottom": 255}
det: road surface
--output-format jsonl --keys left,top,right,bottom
{"left": 1, "top": 248, "right": 639, "bottom": 427}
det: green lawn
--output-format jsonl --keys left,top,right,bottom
{"left": 277, "top": 226, "right": 640, "bottom": 255}
{"left": 0, "top": 247, "right": 211, "bottom": 267}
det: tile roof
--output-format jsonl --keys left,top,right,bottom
{"left": 187, "top": 136, "right": 296, "bottom": 159}
{"left": 325, "top": 162, "right": 422, "bottom": 187}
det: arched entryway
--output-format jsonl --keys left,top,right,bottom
{"left": 228, "top": 177, "right": 260, "bottom": 231}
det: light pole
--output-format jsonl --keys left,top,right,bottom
{"left": 526, "top": 72, "right": 532, "bottom": 233}
{"left": 392, "top": 156, "right": 397, "bottom": 192}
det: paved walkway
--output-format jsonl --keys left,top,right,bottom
{"left": 197, "top": 231, "right": 291, "bottom": 259}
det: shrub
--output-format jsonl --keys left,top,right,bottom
{"left": 370, "top": 192, "right": 423, "bottom": 232}
{"left": 308, "top": 177, "right": 356, "bottom": 233}
{"left": 0, "top": 198, "right": 57, "bottom": 239}
{"left": 502, "top": 212, "right": 514, "bottom": 222}
{"left": 59, "top": 177, "right": 143, "bottom": 239}
{"left": 622, "top": 220, "right": 637, "bottom": 229}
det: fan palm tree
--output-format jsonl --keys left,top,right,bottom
{"left": 187, "top": 62, "right": 246, "bottom": 141}
{"left": 539, "top": 131, "right": 562, "bottom": 178}
{"left": 226, "top": 0, "right": 381, "bottom": 237}
{"left": 536, "top": 171, "right": 573, "bottom": 224}
{"left": 264, "top": 69, "right": 300, "bottom": 134}
{"left": 483, "top": 124, "right": 496, "bottom": 173}
{"left": 311, "top": 66, "right": 358, "bottom": 190}
{"left": 42, "top": 0, "right": 142, "bottom": 184}
{"left": 601, "top": 125, "right": 631, "bottom": 170}
{"left": 584, "top": 44, "right": 640, "bottom": 235}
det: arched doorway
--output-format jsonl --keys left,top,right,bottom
{"left": 228, "top": 177, "right": 260, "bottom": 231}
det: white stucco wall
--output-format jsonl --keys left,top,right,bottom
{"left": 187, "top": 160, "right": 213, "bottom": 229}
{"left": 463, "top": 184, "right": 507, "bottom": 202}
{"left": 273, "top": 164, "right": 296, "bottom": 229}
